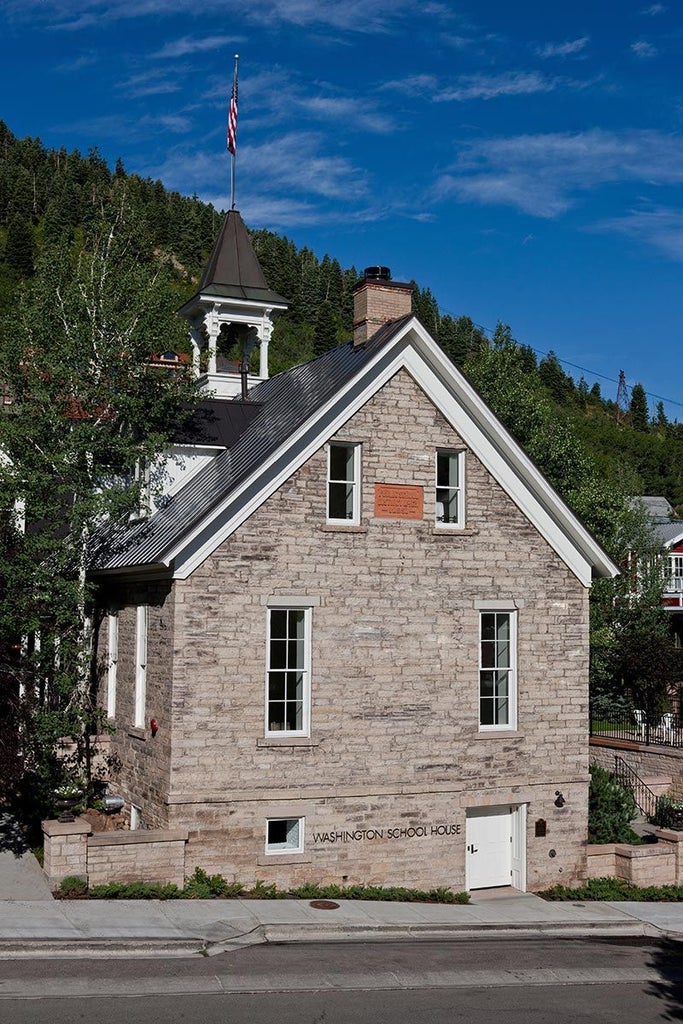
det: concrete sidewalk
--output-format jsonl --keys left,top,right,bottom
{"left": 0, "top": 890, "right": 681, "bottom": 958}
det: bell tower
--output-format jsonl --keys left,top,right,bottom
{"left": 178, "top": 209, "right": 288, "bottom": 399}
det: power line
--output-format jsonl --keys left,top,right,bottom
{"left": 452, "top": 313, "right": 683, "bottom": 411}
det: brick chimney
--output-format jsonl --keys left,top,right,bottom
{"left": 353, "top": 266, "right": 412, "bottom": 346}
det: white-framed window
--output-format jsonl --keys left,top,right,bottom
{"left": 134, "top": 604, "right": 148, "bottom": 729}
{"left": 106, "top": 612, "right": 118, "bottom": 720}
{"left": 327, "top": 442, "right": 360, "bottom": 523}
{"left": 266, "top": 606, "right": 311, "bottom": 736}
{"left": 479, "top": 611, "right": 516, "bottom": 730}
{"left": 669, "top": 555, "right": 683, "bottom": 593}
{"left": 435, "top": 450, "right": 464, "bottom": 527}
{"left": 266, "top": 817, "right": 304, "bottom": 855}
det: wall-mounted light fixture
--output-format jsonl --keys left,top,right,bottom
{"left": 554, "top": 791, "right": 566, "bottom": 808}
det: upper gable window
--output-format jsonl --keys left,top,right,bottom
{"left": 435, "top": 451, "right": 464, "bottom": 527}
{"left": 327, "top": 442, "right": 360, "bottom": 524}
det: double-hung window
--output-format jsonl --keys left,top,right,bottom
{"left": 479, "top": 611, "right": 516, "bottom": 730}
{"left": 266, "top": 606, "right": 311, "bottom": 735}
{"left": 327, "top": 442, "right": 360, "bottom": 523}
{"left": 134, "top": 605, "right": 148, "bottom": 729}
{"left": 435, "top": 450, "right": 464, "bottom": 527}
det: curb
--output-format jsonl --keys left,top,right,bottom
{"left": 0, "top": 918, "right": 657, "bottom": 959}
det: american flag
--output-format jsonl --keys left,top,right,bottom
{"left": 227, "top": 77, "right": 238, "bottom": 155}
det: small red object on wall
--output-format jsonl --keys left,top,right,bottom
{"left": 150, "top": 718, "right": 159, "bottom": 736}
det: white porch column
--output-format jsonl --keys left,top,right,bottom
{"left": 189, "top": 325, "right": 202, "bottom": 377}
{"left": 258, "top": 312, "right": 273, "bottom": 380}
{"left": 205, "top": 305, "right": 220, "bottom": 375}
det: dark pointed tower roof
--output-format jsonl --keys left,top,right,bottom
{"left": 180, "top": 209, "right": 287, "bottom": 312}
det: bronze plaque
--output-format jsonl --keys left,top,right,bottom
{"left": 374, "top": 483, "right": 424, "bottom": 520}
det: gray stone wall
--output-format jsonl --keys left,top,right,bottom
{"left": 96, "top": 579, "right": 175, "bottom": 827}
{"left": 161, "top": 369, "right": 591, "bottom": 890}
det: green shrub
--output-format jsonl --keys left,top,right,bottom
{"left": 650, "top": 796, "right": 683, "bottom": 831}
{"left": 182, "top": 867, "right": 243, "bottom": 899}
{"left": 588, "top": 764, "right": 639, "bottom": 843}
{"left": 288, "top": 882, "right": 468, "bottom": 904}
{"left": 58, "top": 875, "right": 88, "bottom": 897}
{"left": 540, "top": 877, "right": 683, "bottom": 902}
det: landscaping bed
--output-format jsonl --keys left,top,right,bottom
{"left": 54, "top": 868, "right": 470, "bottom": 903}
{"left": 540, "top": 877, "right": 683, "bottom": 902}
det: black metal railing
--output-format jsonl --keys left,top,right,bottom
{"left": 613, "top": 755, "right": 660, "bottom": 819}
{"left": 590, "top": 706, "right": 683, "bottom": 748}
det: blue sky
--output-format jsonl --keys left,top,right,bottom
{"left": 2, "top": 0, "right": 682, "bottom": 418}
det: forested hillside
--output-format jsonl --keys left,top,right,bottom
{"left": 1, "top": 120, "right": 681, "bottom": 514}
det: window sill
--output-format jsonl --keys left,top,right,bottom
{"left": 127, "top": 727, "right": 146, "bottom": 741}
{"left": 258, "top": 737, "right": 320, "bottom": 748}
{"left": 474, "top": 729, "right": 519, "bottom": 739}
{"left": 320, "top": 524, "right": 368, "bottom": 533}
{"left": 432, "top": 527, "right": 477, "bottom": 536}
{"left": 257, "top": 854, "right": 311, "bottom": 866}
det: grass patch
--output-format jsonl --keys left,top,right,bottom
{"left": 539, "top": 876, "right": 683, "bottom": 902}
{"left": 55, "top": 867, "right": 468, "bottom": 904}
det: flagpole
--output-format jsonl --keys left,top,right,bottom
{"left": 228, "top": 53, "right": 239, "bottom": 210}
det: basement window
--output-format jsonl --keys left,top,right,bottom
{"left": 266, "top": 817, "right": 304, "bottom": 855}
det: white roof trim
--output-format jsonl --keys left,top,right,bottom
{"left": 166, "top": 318, "right": 617, "bottom": 584}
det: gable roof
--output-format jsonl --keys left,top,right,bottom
{"left": 632, "top": 496, "right": 683, "bottom": 549}
{"left": 93, "top": 315, "right": 618, "bottom": 586}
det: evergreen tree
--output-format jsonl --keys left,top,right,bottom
{"left": 629, "top": 382, "right": 649, "bottom": 432}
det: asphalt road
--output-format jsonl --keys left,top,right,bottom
{"left": 0, "top": 936, "right": 681, "bottom": 1023}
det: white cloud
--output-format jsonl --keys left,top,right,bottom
{"left": 6, "top": 0, "right": 421, "bottom": 33}
{"left": 54, "top": 51, "right": 99, "bottom": 72}
{"left": 381, "top": 74, "right": 439, "bottom": 96}
{"left": 152, "top": 35, "right": 241, "bottom": 59}
{"left": 631, "top": 39, "right": 658, "bottom": 58}
{"left": 240, "top": 133, "right": 369, "bottom": 201}
{"left": 298, "top": 95, "right": 392, "bottom": 133}
{"left": 596, "top": 208, "right": 683, "bottom": 260}
{"left": 120, "top": 68, "right": 183, "bottom": 97}
{"left": 432, "top": 129, "right": 683, "bottom": 220}
{"left": 536, "top": 37, "right": 589, "bottom": 59}
{"left": 641, "top": 4, "right": 666, "bottom": 14}
{"left": 433, "top": 71, "right": 558, "bottom": 102}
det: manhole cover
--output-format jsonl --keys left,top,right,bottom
{"left": 309, "top": 899, "right": 340, "bottom": 910}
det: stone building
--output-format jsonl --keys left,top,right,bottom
{"left": 93, "top": 212, "right": 618, "bottom": 892}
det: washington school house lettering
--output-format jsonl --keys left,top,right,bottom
{"left": 312, "top": 823, "right": 462, "bottom": 844}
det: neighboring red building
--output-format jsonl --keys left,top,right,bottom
{"left": 637, "top": 496, "right": 683, "bottom": 647}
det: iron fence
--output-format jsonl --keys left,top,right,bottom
{"left": 590, "top": 706, "right": 683, "bottom": 748}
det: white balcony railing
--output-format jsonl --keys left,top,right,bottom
{"left": 664, "top": 575, "right": 683, "bottom": 595}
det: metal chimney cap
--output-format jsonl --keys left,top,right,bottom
{"left": 363, "top": 266, "right": 391, "bottom": 282}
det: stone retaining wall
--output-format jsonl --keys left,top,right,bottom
{"left": 42, "top": 817, "right": 188, "bottom": 888}
{"left": 590, "top": 738, "right": 683, "bottom": 799}
{"left": 587, "top": 829, "right": 683, "bottom": 886}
